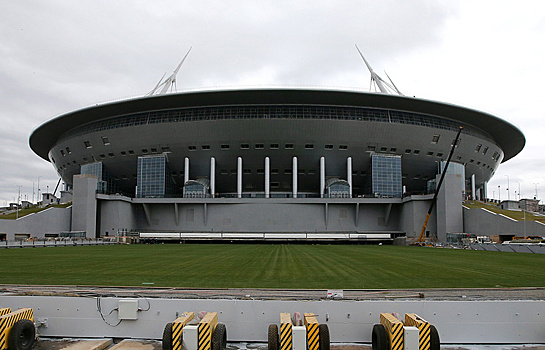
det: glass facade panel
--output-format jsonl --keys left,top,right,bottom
{"left": 137, "top": 155, "right": 177, "bottom": 198}
{"left": 371, "top": 154, "right": 402, "bottom": 198}
{"left": 80, "top": 161, "right": 115, "bottom": 194}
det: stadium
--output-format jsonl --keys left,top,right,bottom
{"left": 27, "top": 60, "right": 525, "bottom": 243}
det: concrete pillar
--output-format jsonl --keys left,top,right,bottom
{"left": 72, "top": 174, "right": 98, "bottom": 239}
{"left": 347, "top": 156, "right": 353, "bottom": 198}
{"left": 265, "top": 157, "right": 270, "bottom": 198}
{"left": 184, "top": 157, "right": 190, "bottom": 184}
{"left": 471, "top": 174, "right": 476, "bottom": 201}
{"left": 292, "top": 156, "right": 298, "bottom": 198}
{"left": 210, "top": 157, "right": 215, "bottom": 198}
{"left": 237, "top": 157, "right": 242, "bottom": 199}
{"left": 320, "top": 157, "right": 325, "bottom": 198}
{"left": 483, "top": 181, "right": 488, "bottom": 200}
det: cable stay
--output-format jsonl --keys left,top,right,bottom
{"left": 355, "top": 44, "right": 403, "bottom": 96}
{"left": 148, "top": 47, "right": 192, "bottom": 96}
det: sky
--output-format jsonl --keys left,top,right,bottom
{"left": 1, "top": 0, "right": 544, "bottom": 205}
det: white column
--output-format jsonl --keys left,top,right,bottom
{"left": 184, "top": 157, "right": 190, "bottom": 184}
{"left": 237, "top": 157, "right": 243, "bottom": 199}
{"left": 210, "top": 157, "right": 215, "bottom": 198}
{"left": 292, "top": 156, "right": 298, "bottom": 198}
{"left": 483, "top": 181, "right": 488, "bottom": 200}
{"left": 320, "top": 157, "right": 326, "bottom": 198}
{"left": 265, "top": 157, "right": 270, "bottom": 198}
{"left": 471, "top": 174, "right": 476, "bottom": 200}
{"left": 347, "top": 156, "right": 353, "bottom": 198}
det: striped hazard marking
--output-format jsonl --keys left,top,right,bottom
{"left": 280, "top": 313, "right": 292, "bottom": 350}
{"left": 0, "top": 310, "right": 10, "bottom": 318}
{"left": 380, "top": 313, "right": 403, "bottom": 350}
{"left": 172, "top": 312, "right": 195, "bottom": 350}
{"left": 198, "top": 312, "right": 218, "bottom": 350}
{"left": 304, "top": 313, "right": 319, "bottom": 350}
{"left": 0, "top": 308, "right": 33, "bottom": 350}
{"left": 405, "top": 313, "right": 431, "bottom": 350}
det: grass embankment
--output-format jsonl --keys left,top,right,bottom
{"left": 463, "top": 200, "right": 545, "bottom": 223}
{"left": 0, "top": 203, "right": 71, "bottom": 220}
{"left": 0, "top": 244, "right": 543, "bottom": 289}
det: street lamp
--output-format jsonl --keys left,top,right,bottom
{"left": 505, "top": 175, "right": 510, "bottom": 200}
{"left": 498, "top": 185, "right": 501, "bottom": 201}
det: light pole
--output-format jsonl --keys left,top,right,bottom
{"left": 498, "top": 185, "right": 501, "bottom": 201}
{"left": 16, "top": 185, "right": 21, "bottom": 219}
{"left": 533, "top": 183, "right": 539, "bottom": 201}
{"left": 37, "top": 176, "right": 41, "bottom": 203}
{"left": 31, "top": 180, "right": 35, "bottom": 204}
{"left": 505, "top": 175, "right": 510, "bottom": 201}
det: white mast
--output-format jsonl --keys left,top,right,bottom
{"left": 355, "top": 45, "right": 403, "bottom": 96}
{"left": 148, "top": 47, "right": 192, "bottom": 96}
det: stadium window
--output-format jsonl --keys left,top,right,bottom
{"left": 128, "top": 150, "right": 134, "bottom": 155}
{"left": 270, "top": 143, "right": 279, "bottom": 149}
{"left": 257, "top": 169, "right": 265, "bottom": 174}
{"left": 255, "top": 143, "right": 264, "bottom": 149}
{"left": 339, "top": 145, "right": 348, "bottom": 150}
{"left": 437, "top": 152, "right": 443, "bottom": 157}
{"left": 305, "top": 144, "right": 314, "bottom": 149}
{"left": 101, "top": 136, "right": 110, "bottom": 145}
{"left": 221, "top": 144, "right": 230, "bottom": 150}
{"left": 380, "top": 147, "right": 387, "bottom": 152}
{"left": 456, "top": 156, "right": 462, "bottom": 161}
{"left": 390, "top": 148, "right": 397, "bottom": 152}
{"left": 142, "top": 149, "right": 148, "bottom": 153}
{"left": 405, "top": 149, "right": 411, "bottom": 153}
{"left": 308, "top": 170, "right": 315, "bottom": 175}
{"left": 413, "top": 150, "right": 420, "bottom": 154}
{"left": 120, "top": 151, "right": 127, "bottom": 156}
{"left": 161, "top": 146, "right": 170, "bottom": 152}
{"left": 325, "top": 144, "right": 334, "bottom": 150}
{"left": 477, "top": 161, "right": 481, "bottom": 165}
{"left": 284, "top": 169, "right": 292, "bottom": 174}
{"left": 241, "top": 143, "right": 250, "bottom": 149}
{"left": 298, "top": 169, "right": 305, "bottom": 175}
{"left": 66, "top": 147, "right": 71, "bottom": 154}
{"left": 367, "top": 146, "right": 376, "bottom": 151}
{"left": 150, "top": 148, "right": 157, "bottom": 153}
{"left": 108, "top": 153, "right": 115, "bottom": 157}
{"left": 51, "top": 157, "right": 56, "bottom": 164}
{"left": 188, "top": 145, "right": 197, "bottom": 151}
{"left": 100, "top": 154, "right": 106, "bottom": 159}
{"left": 202, "top": 145, "right": 211, "bottom": 150}
{"left": 469, "top": 159, "right": 474, "bottom": 163}
{"left": 285, "top": 144, "right": 294, "bottom": 149}
{"left": 475, "top": 144, "right": 482, "bottom": 152}
{"left": 270, "top": 182, "right": 280, "bottom": 188}
{"left": 271, "top": 169, "right": 279, "bottom": 174}
{"left": 482, "top": 146, "right": 488, "bottom": 155}
{"left": 431, "top": 135, "right": 440, "bottom": 144}
{"left": 427, "top": 152, "right": 434, "bottom": 156}
{"left": 243, "top": 169, "right": 251, "bottom": 174}
{"left": 220, "top": 169, "right": 228, "bottom": 175}
{"left": 84, "top": 141, "right": 92, "bottom": 148}
{"left": 60, "top": 149, "right": 65, "bottom": 156}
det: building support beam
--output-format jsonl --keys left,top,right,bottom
{"left": 142, "top": 203, "right": 151, "bottom": 226}
{"left": 355, "top": 202, "right": 360, "bottom": 227}
{"left": 471, "top": 174, "right": 476, "bottom": 201}
{"left": 265, "top": 157, "right": 270, "bottom": 198}
{"left": 324, "top": 202, "right": 328, "bottom": 228}
{"left": 320, "top": 157, "right": 326, "bottom": 198}
{"left": 384, "top": 203, "right": 392, "bottom": 226}
{"left": 203, "top": 203, "right": 207, "bottom": 226}
{"left": 210, "top": 157, "right": 216, "bottom": 198}
{"left": 184, "top": 157, "right": 190, "bottom": 185}
{"left": 292, "top": 156, "right": 298, "bottom": 198}
{"left": 174, "top": 203, "right": 179, "bottom": 226}
{"left": 237, "top": 157, "right": 243, "bottom": 199}
{"left": 347, "top": 157, "right": 353, "bottom": 198}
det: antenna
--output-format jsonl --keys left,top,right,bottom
{"left": 355, "top": 45, "right": 403, "bottom": 95}
{"left": 148, "top": 47, "right": 192, "bottom": 96}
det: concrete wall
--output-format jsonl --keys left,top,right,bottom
{"left": 0, "top": 206, "right": 72, "bottom": 240}
{"left": 98, "top": 197, "right": 137, "bottom": 237}
{"left": 399, "top": 195, "right": 436, "bottom": 239}
{"left": 71, "top": 175, "right": 98, "bottom": 238}
{"left": 436, "top": 174, "right": 464, "bottom": 241}
{"left": 463, "top": 206, "right": 545, "bottom": 237}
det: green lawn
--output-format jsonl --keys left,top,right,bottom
{"left": 0, "top": 244, "right": 543, "bottom": 289}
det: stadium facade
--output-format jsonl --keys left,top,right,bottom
{"left": 29, "top": 85, "right": 524, "bottom": 242}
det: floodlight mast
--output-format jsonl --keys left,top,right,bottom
{"left": 148, "top": 47, "right": 192, "bottom": 96}
{"left": 355, "top": 44, "right": 403, "bottom": 96}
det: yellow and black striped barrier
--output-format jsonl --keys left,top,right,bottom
{"left": 304, "top": 313, "right": 320, "bottom": 350}
{"left": 280, "top": 313, "right": 292, "bottom": 350}
{"left": 171, "top": 312, "right": 195, "bottom": 350}
{"left": 405, "top": 314, "right": 430, "bottom": 350}
{"left": 380, "top": 313, "right": 403, "bottom": 350}
{"left": 0, "top": 308, "right": 34, "bottom": 350}
{"left": 198, "top": 312, "right": 218, "bottom": 350}
{"left": 0, "top": 309, "right": 10, "bottom": 318}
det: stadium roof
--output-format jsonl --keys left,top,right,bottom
{"left": 30, "top": 88, "right": 525, "bottom": 162}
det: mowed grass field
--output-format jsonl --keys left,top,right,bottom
{"left": 0, "top": 244, "right": 543, "bottom": 289}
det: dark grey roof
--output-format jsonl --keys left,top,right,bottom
{"left": 29, "top": 88, "right": 525, "bottom": 162}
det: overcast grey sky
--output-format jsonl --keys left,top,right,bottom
{"left": 1, "top": 0, "right": 544, "bottom": 205}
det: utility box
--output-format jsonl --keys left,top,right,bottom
{"left": 118, "top": 299, "right": 138, "bottom": 320}
{"left": 403, "top": 326, "right": 419, "bottom": 350}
